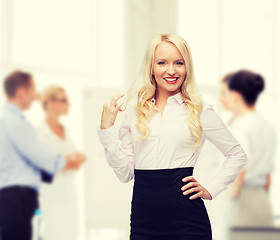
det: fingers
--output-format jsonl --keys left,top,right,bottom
{"left": 181, "top": 181, "right": 200, "bottom": 191}
{"left": 71, "top": 153, "right": 86, "bottom": 170}
{"left": 103, "top": 94, "right": 124, "bottom": 114}
{"left": 183, "top": 186, "right": 202, "bottom": 196}
{"left": 117, "top": 101, "right": 125, "bottom": 111}
{"left": 101, "top": 94, "right": 125, "bottom": 129}
{"left": 77, "top": 156, "right": 86, "bottom": 164}
{"left": 181, "top": 175, "right": 203, "bottom": 199}
{"left": 72, "top": 153, "right": 86, "bottom": 162}
{"left": 76, "top": 153, "right": 86, "bottom": 161}
{"left": 189, "top": 191, "right": 203, "bottom": 200}
{"left": 182, "top": 176, "right": 196, "bottom": 182}
{"left": 72, "top": 159, "right": 84, "bottom": 170}
{"left": 111, "top": 94, "right": 125, "bottom": 107}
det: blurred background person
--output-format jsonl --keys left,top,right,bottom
{"left": 221, "top": 70, "right": 276, "bottom": 238}
{"left": 219, "top": 72, "right": 236, "bottom": 125}
{"left": 37, "top": 85, "right": 86, "bottom": 240}
{"left": 0, "top": 70, "right": 85, "bottom": 240}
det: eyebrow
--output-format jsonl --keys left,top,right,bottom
{"left": 155, "top": 58, "right": 185, "bottom": 61}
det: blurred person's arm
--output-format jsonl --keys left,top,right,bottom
{"left": 265, "top": 129, "right": 277, "bottom": 192}
{"left": 64, "top": 153, "right": 86, "bottom": 171}
{"left": 228, "top": 164, "right": 247, "bottom": 198}
{"left": 61, "top": 130, "right": 87, "bottom": 171}
{"left": 227, "top": 125, "right": 250, "bottom": 198}
{"left": 4, "top": 117, "right": 66, "bottom": 175}
{"left": 265, "top": 173, "right": 271, "bottom": 191}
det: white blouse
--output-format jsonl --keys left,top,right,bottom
{"left": 229, "top": 112, "right": 276, "bottom": 187}
{"left": 97, "top": 92, "right": 247, "bottom": 199}
{"left": 37, "top": 122, "right": 80, "bottom": 240}
{"left": 37, "top": 121, "right": 78, "bottom": 200}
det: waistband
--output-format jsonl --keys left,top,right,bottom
{"left": 0, "top": 185, "right": 38, "bottom": 196}
{"left": 134, "top": 167, "right": 194, "bottom": 186}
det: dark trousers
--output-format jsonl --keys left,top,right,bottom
{"left": 0, "top": 186, "right": 38, "bottom": 240}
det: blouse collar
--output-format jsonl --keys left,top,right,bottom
{"left": 151, "top": 92, "right": 185, "bottom": 105}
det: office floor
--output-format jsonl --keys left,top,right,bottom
{"left": 88, "top": 228, "right": 129, "bottom": 240}
{"left": 86, "top": 217, "right": 280, "bottom": 240}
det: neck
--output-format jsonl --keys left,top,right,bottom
{"left": 155, "top": 89, "right": 180, "bottom": 104}
{"left": 45, "top": 113, "right": 60, "bottom": 127}
{"left": 235, "top": 104, "right": 256, "bottom": 117}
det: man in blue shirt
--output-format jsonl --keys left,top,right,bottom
{"left": 0, "top": 70, "right": 85, "bottom": 240}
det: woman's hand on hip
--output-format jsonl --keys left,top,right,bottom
{"left": 181, "top": 176, "right": 212, "bottom": 200}
{"left": 101, "top": 94, "right": 125, "bottom": 129}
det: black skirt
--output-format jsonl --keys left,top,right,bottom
{"left": 130, "top": 167, "right": 212, "bottom": 240}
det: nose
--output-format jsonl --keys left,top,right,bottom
{"left": 166, "top": 64, "right": 176, "bottom": 75}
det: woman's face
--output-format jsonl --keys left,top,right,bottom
{"left": 47, "top": 90, "right": 69, "bottom": 116}
{"left": 219, "top": 82, "right": 232, "bottom": 111}
{"left": 152, "top": 41, "right": 186, "bottom": 97}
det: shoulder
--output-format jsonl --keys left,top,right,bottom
{"left": 0, "top": 108, "right": 19, "bottom": 123}
{"left": 256, "top": 113, "right": 277, "bottom": 138}
{"left": 200, "top": 100, "right": 215, "bottom": 120}
{"left": 230, "top": 118, "right": 246, "bottom": 133}
{"left": 1, "top": 109, "right": 30, "bottom": 132}
{"left": 201, "top": 100, "right": 214, "bottom": 112}
{"left": 200, "top": 101, "right": 225, "bottom": 129}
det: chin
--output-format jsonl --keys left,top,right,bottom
{"left": 164, "top": 85, "right": 181, "bottom": 93}
{"left": 163, "top": 80, "right": 183, "bottom": 90}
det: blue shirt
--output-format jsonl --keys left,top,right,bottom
{"left": 0, "top": 103, "right": 66, "bottom": 191}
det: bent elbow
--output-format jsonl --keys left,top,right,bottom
{"left": 116, "top": 171, "right": 134, "bottom": 183}
{"left": 119, "top": 177, "right": 130, "bottom": 183}
{"left": 242, "top": 151, "right": 248, "bottom": 166}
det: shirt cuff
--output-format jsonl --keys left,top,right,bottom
{"left": 204, "top": 180, "right": 225, "bottom": 200}
{"left": 96, "top": 125, "right": 118, "bottom": 148}
{"left": 55, "top": 154, "right": 66, "bottom": 173}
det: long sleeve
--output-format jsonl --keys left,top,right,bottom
{"left": 97, "top": 110, "right": 135, "bottom": 183}
{"left": 201, "top": 103, "right": 247, "bottom": 199}
{"left": 4, "top": 116, "right": 65, "bottom": 175}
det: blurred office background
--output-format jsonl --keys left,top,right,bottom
{"left": 0, "top": 0, "right": 279, "bottom": 239}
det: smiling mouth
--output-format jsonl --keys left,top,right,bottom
{"left": 164, "top": 77, "right": 179, "bottom": 84}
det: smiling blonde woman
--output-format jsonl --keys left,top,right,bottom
{"left": 97, "top": 34, "right": 247, "bottom": 240}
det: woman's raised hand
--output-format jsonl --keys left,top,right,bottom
{"left": 100, "top": 94, "right": 125, "bottom": 130}
{"left": 181, "top": 176, "right": 212, "bottom": 200}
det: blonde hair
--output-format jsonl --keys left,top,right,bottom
{"left": 39, "top": 85, "right": 65, "bottom": 111}
{"left": 125, "top": 34, "right": 203, "bottom": 147}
